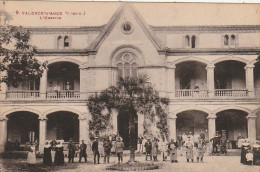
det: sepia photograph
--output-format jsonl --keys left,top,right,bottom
{"left": 0, "top": 1, "right": 260, "bottom": 171}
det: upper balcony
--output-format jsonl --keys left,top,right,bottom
{"left": 1, "top": 59, "right": 260, "bottom": 101}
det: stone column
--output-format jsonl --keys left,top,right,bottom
{"left": 111, "top": 109, "right": 118, "bottom": 134}
{"left": 79, "top": 114, "right": 89, "bottom": 144}
{"left": 168, "top": 113, "right": 177, "bottom": 141}
{"left": 247, "top": 114, "right": 256, "bottom": 142}
{"left": 137, "top": 112, "right": 145, "bottom": 136}
{"left": 39, "top": 116, "right": 47, "bottom": 153}
{"left": 0, "top": 117, "right": 8, "bottom": 153}
{"left": 245, "top": 64, "right": 255, "bottom": 97}
{"left": 166, "top": 62, "right": 176, "bottom": 99}
{"left": 207, "top": 113, "right": 216, "bottom": 140}
{"left": 40, "top": 69, "right": 48, "bottom": 99}
{"left": 79, "top": 66, "right": 89, "bottom": 99}
{"left": 206, "top": 64, "right": 215, "bottom": 98}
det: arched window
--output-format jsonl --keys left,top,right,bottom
{"left": 116, "top": 53, "right": 138, "bottom": 79}
{"left": 185, "top": 35, "right": 190, "bottom": 47}
{"left": 230, "top": 35, "right": 236, "bottom": 47}
{"left": 64, "top": 36, "right": 69, "bottom": 48}
{"left": 57, "top": 36, "right": 63, "bottom": 49}
{"left": 224, "top": 35, "right": 229, "bottom": 46}
{"left": 191, "top": 35, "right": 196, "bottom": 48}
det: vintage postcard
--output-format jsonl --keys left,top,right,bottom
{"left": 0, "top": 1, "right": 260, "bottom": 172}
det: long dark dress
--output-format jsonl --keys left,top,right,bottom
{"left": 54, "top": 146, "right": 64, "bottom": 165}
{"left": 43, "top": 146, "right": 52, "bottom": 166}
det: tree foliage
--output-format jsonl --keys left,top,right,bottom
{"left": 87, "top": 74, "right": 169, "bottom": 139}
{"left": 0, "top": 25, "right": 47, "bottom": 87}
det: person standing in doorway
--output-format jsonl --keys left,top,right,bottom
{"left": 79, "top": 140, "right": 87, "bottom": 163}
{"left": 92, "top": 137, "right": 100, "bottom": 164}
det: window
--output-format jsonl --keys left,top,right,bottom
{"left": 184, "top": 35, "right": 196, "bottom": 48}
{"left": 57, "top": 36, "right": 63, "bottom": 49}
{"left": 185, "top": 35, "right": 190, "bottom": 47}
{"left": 224, "top": 35, "right": 229, "bottom": 46}
{"left": 116, "top": 53, "right": 138, "bottom": 78}
{"left": 64, "top": 36, "right": 69, "bottom": 48}
{"left": 230, "top": 35, "right": 236, "bottom": 47}
{"left": 191, "top": 35, "right": 196, "bottom": 48}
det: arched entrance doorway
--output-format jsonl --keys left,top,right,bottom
{"left": 176, "top": 110, "right": 208, "bottom": 140}
{"left": 216, "top": 110, "right": 248, "bottom": 147}
{"left": 47, "top": 111, "right": 79, "bottom": 142}
{"left": 117, "top": 110, "right": 138, "bottom": 149}
{"left": 7, "top": 111, "right": 39, "bottom": 150}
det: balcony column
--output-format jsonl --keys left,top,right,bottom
{"left": 79, "top": 66, "right": 88, "bottom": 99}
{"left": 166, "top": 62, "right": 176, "bottom": 99}
{"left": 247, "top": 114, "right": 256, "bottom": 143}
{"left": 38, "top": 116, "right": 47, "bottom": 153}
{"left": 137, "top": 112, "right": 144, "bottom": 136}
{"left": 40, "top": 69, "right": 48, "bottom": 99}
{"left": 79, "top": 114, "right": 89, "bottom": 144}
{"left": 206, "top": 64, "right": 215, "bottom": 98}
{"left": 168, "top": 113, "right": 177, "bottom": 141}
{"left": 245, "top": 64, "right": 255, "bottom": 97}
{"left": 207, "top": 113, "right": 216, "bottom": 140}
{"left": 0, "top": 117, "right": 8, "bottom": 153}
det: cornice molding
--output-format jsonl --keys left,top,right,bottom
{"left": 36, "top": 49, "right": 97, "bottom": 56}
{"left": 151, "top": 25, "right": 260, "bottom": 33}
{"left": 165, "top": 48, "right": 260, "bottom": 56}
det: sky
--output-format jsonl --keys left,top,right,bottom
{"left": 1, "top": 1, "right": 260, "bottom": 27}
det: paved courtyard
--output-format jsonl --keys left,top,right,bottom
{"left": 1, "top": 154, "right": 259, "bottom": 172}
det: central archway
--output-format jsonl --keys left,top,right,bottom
{"left": 47, "top": 111, "right": 79, "bottom": 142}
{"left": 176, "top": 110, "right": 208, "bottom": 140}
{"left": 117, "top": 110, "right": 138, "bottom": 150}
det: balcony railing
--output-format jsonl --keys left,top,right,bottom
{"left": 255, "top": 89, "right": 260, "bottom": 97}
{"left": 46, "top": 90, "right": 80, "bottom": 99}
{"left": 215, "top": 89, "right": 248, "bottom": 97}
{"left": 6, "top": 90, "right": 40, "bottom": 99}
{"left": 175, "top": 89, "right": 208, "bottom": 98}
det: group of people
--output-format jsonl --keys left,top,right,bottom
{"left": 42, "top": 139, "right": 87, "bottom": 166}
{"left": 137, "top": 132, "right": 206, "bottom": 163}
{"left": 91, "top": 136, "right": 125, "bottom": 164}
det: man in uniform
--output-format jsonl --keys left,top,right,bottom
{"left": 67, "top": 138, "right": 76, "bottom": 163}
{"left": 92, "top": 137, "right": 100, "bottom": 164}
{"left": 103, "top": 137, "right": 112, "bottom": 163}
{"left": 144, "top": 138, "right": 152, "bottom": 161}
{"left": 79, "top": 140, "right": 87, "bottom": 163}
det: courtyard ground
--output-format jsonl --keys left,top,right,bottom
{"left": 0, "top": 153, "right": 259, "bottom": 172}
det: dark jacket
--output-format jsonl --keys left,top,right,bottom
{"left": 92, "top": 141, "right": 99, "bottom": 152}
{"left": 145, "top": 141, "right": 152, "bottom": 153}
{"left": 103, "top": 140, "right": 112, "bottom": 153}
